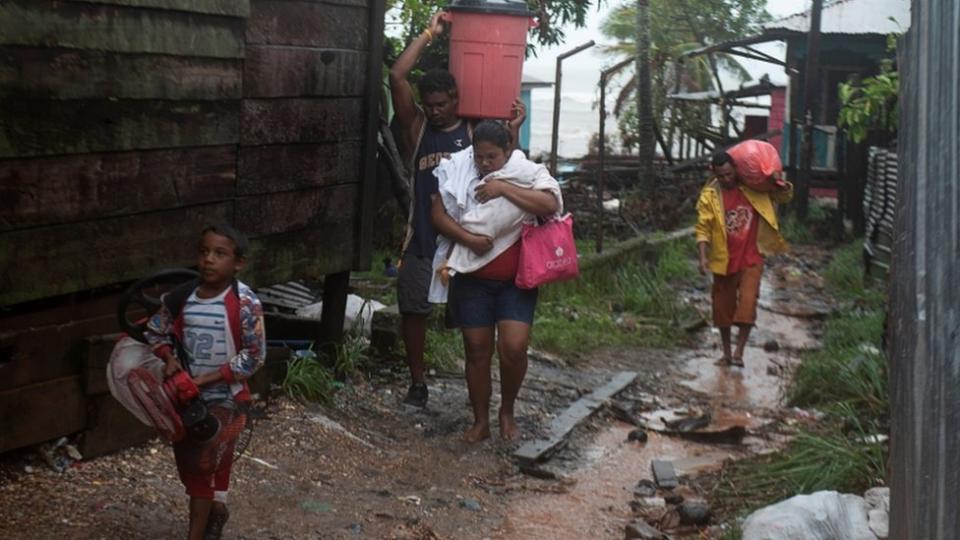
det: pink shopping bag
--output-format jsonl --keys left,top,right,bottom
{"left": 515, "top": 213, "right": 580, "bottom": 289}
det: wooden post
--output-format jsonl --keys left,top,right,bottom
{"left": 317, "top": 271, "right": 350, "bottom": 355}
{"left": 890, "top": 2, "right": 960, "bottom": 537}
{"left": 795, "top": 0, "right": 823, "bottom": 220}
{"left": 549, "top": 41, "right": 594, "bottom": 176}
{"left": 353, "top": 0, "right": 387, "bottom": 270}
{"left": 597, "top": 56, "right": 635, "bottom": 254}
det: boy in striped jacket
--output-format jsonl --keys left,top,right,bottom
{"left": 144, "top": 224, "right": 265, "bottom": 540}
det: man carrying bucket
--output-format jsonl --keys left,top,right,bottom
{"left": 389, "top": 11, "right": 525, "bottom": 408}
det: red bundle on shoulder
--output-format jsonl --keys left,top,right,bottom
{"left": 726, "top": 140, "right": 784, "bottom": 192}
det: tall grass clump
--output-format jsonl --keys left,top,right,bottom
{"left": 283, "top": 349, "right": 337, "bottom": 404}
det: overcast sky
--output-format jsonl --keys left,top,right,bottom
{"left": 522, "top": 0, "right": 807, "bottom": 155}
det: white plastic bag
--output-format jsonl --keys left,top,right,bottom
{"left": 106, "top": 336, "right": 164, "bottom": 426}
{"left": 742, "top": 491, "right": 877, "bottom": 540}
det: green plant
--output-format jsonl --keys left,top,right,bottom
{"left": 424, "top": 326, "right": 462, "bottom": 372}
{"left": 532, "top": 237, "right": 698, "bottom": 355}
{"left": 334, "top": 335, "right": 369, "bottom": 378}
{"left": 283, "top": 350, "right": 338, "bottom": 404}
{"left": 837, "top": 34, "right": 900, "bottom": 143}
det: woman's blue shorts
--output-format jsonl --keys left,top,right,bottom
{"left": 446, "top": 273, "right": 539, "bottom": 328}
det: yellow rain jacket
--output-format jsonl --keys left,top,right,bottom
{"left": 695, "top": 179, "right": 794, "bottom": 275}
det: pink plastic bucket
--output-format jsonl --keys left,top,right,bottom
{"left": 443, "top": 5, "right": 536, "bottom": 119}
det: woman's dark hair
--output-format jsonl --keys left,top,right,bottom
{"left": 201, "top": 223, "right": 249, "bottom": 258}
{"left": 472, "top": 120, "right": 512, "bottom": 151}
{"left": 417, "top": 69, "right": 458, "bottom": 98}
{"left": 711, "top": 151, "right": 734, "bottom": 168}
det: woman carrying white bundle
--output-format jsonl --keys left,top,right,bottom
{"left": 429, "top": 120, "right": 563, "bottom": 442}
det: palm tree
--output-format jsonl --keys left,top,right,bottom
{"left": 636, "top": 0, "right": 655, "bottom": 189}
{"left": 601, "top": 0, "right": 770, "bottom": 155}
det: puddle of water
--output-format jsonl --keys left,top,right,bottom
{"left": 679, "top": 347, "right": 785, "bottom": 409}
{"left": 500, "top": 426, "right": 740, "bottom": 540}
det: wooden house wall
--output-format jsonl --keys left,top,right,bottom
{"left": 0, "top": 0, "right": 385, "bottom": 452}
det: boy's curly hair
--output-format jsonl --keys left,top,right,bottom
{"left": 201, "top": 223, "right": 249, "bottom": 258}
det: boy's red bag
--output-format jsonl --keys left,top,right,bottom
{"left": 515, "top": 213, "right": 580, "bottom": 289}
{"left": 727, "top": 140, "right": 783, "bottom": 192}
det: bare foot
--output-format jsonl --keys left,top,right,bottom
{"left": 462, "top": 422, "right": 491, "bottom": 443}
{"left": 499, "top": 411, "right": 521, "bottom": 441}
{"left": 714, "top": 355, "right": 732, "bottom": 366}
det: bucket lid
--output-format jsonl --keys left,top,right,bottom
{"left": 446, "top": 0, "right": 534, "bottom": 16}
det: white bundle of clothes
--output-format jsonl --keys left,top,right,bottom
{"left": 428, "top": 147, "right": 562, "bottom": 303}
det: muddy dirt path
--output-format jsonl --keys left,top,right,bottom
{"left": 0, "top": 249, "right": 830, "bottom": 539}
{"left": 497, "top": 253, "right": 826, "bottom": 540}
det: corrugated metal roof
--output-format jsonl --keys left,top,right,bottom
{"left": 765, "top": 0, "right": 910, "bottom": 35}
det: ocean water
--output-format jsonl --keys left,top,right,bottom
{"left": 528, "top": 89, "right": 619, "bottom": 159}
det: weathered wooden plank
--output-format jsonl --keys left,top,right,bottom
{"left": 514, "top": 371, "right": 638, "bottom": 463}
{"left": 0, "top": 313, "right": 117, "bottom": 391}
{"left": 236, "top": 184, "right": 358, "bottom": 237}
{"left": 0, "top": 289, "right": 123, "bottom": 334}
{"left": 246, "top": 224, "right": 355, "bottom": 287}
{"left": 82, "top": 334, "right": 124, "bottom": 396}
{"left": 0, "top": 202, "right": 233, "bottom": 306}
{"left": 0, "top": 376, "right": 87, "bottom": 453}
{"left": 237, "top": 142, "right": 361, "bottom": 195}
{"left": 0, "top": 146, "right": 236, "bottom": 230}
{"left": 0, "top": 99, "right": 239, "bottom": 158}
{"left": 67, "top": 0, "right": 250, "bottom": 17}
{"left": 240, "top": 98, "right": 363, "bottom": 146}
{"left": 243, "top": 46, "right": 367, "bottom": 98}
{"left": 0, "top": 47, "right": 242, "bottom": 101}
{"left": 353, "top": 0, "right": 386, "bottom": 270}
{"left": 247, "top": 0, "right": 368, "bottom": 50}
{"left": 0, "top": 0, "right": 246, "bottom": 58}
{"left": 78, "top": 394, "right": 156, "bottom": 459}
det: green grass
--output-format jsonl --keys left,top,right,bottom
{"left": 780, "top": 201, "right": 834, "bottom": 245}
{"left": 282, "top": 350, "right": 338, "bottom": 404}
{"left": 789, "top": 242, "right": 887, "bottom": 418}
{"left": 716, "top": 404, "right": 887, "bottom": 514}
{"left": 532, "top": 237, "right": 700, "bottom": 355}
{"left": 424, "top": 325, "right": 463, "bottom": 372}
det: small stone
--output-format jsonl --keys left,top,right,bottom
{"left": 459, "top": 498, "right": 482, "bottom": 512}
{"left": 664, "top": 493, "right": 684, "bottom": 505}
{"left": 624, "top": 519, "right": 668, "bottom": 539}
{"left": 627, "top": 429, "right": 648, "bottom": 443}
{"left": 679, "top": 499, "right": 711, "bottom": 525}
{"left": 633, "top": 479, "right": 657, "bottom": 498}
{"left": 633, "top": 497, "right": 666, "bottom": 509}
{"left": 763, "top": 340, "right": 780, "bottom": 352}
{"left": 767, "top": 364, "right": 780, "bottom": 376}
{"left": 23, "top": 465, "right": 34, "bottom": 473}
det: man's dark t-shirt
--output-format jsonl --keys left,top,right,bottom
{"left": 407, "top": 120, "right": 471, "bottom": 258}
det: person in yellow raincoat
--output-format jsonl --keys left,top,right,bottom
{"left": 695, "top": 151, "right": 793, "bottom": 367}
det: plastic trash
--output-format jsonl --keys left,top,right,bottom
{"left": 742, "top": 490, "right": 877, "bottom": 540}
{"left": 296, "top": 294, "right": 386, "bottom": 337}
{"left": 727, "top": 140, "right": 783, "bottom": 192}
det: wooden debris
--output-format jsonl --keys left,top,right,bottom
{"left": 515, "top": 371, "right": 638, "bottom": 463}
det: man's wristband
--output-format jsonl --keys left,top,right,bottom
{"left": 423, "top": 29, "right": 434, "bottom": 42}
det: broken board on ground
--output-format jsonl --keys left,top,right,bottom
{"left": 514, "top": 371, "right": 638, "bottom": 463}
